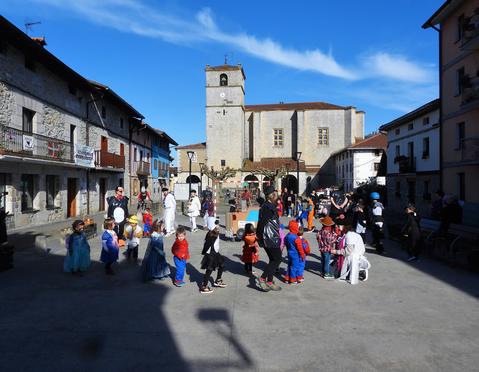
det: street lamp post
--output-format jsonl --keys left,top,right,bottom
{"left": 187, "top": 151, "right": 195, "bottom": 195}
{"left": 199, "top": 162, "right": 204, "bottom": 196}
{"left": 296, "top": 151, "right": 302, "bottom": 196}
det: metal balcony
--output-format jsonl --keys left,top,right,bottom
{"left": 134, "top": 160, "right": 151, "bottom": 176}
{"left": 398, "top": 156, "right": 416, "bottom": 174}
{"left": 0, "top": 124, "right": 73, "bottom": 162}
{"left": 461, "top": 137, "right": 479, "bottom": 163}
{"left": 94, "top": 150, "right": 125, "bottom": 169}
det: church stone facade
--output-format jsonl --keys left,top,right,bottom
{"left": 204, "top": 64, "right": 365, "bottom": 193}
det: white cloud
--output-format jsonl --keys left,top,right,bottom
{"left": 32, "top": 0, "right": 435, "bottom": 85}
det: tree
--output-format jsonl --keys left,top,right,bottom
{"left": 249, "top": 167, "right": 288, "bottom": 184}
{"left": 200, "top": 165, "right": 237, "bottom": 183}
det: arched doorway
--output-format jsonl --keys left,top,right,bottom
{"left": 282, "top": 175, "right": 297, "bottom": 194}
{"left": 244, "top": 174, "right": 259, "bottom": 189}
{"left": 186, "top": 175, "right": 201, "bottom": 184}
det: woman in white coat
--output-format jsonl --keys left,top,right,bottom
{"left": 331, "top": 224, "right": 371, "bottom": 284}
{"left": 187, "top": 190, "right": 202, "bottom": 232}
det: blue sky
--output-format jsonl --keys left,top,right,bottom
{"left": 2, "top": 0, "right": 441, "bottom": 151}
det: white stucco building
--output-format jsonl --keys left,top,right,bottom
{"left": 333, "top": 132, "right": 387, "bottom": 192}
{"left": 379, "top": 99, "right": 440, "bottom": 216}
{"left": 202, "top": 64, "right": 366, "bottom": 193}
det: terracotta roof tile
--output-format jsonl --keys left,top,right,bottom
{"left": 175, "top": 142, "right": 206, "bottom": 150}
{"left": 205, "top": 64, "right": 246, "bottom": 79}
{"left": 349, "top": 132, "right": 387, "bottom": 150}
{"left": 243, "top": 158, "right": 306, "bottom": 171}
{"left": 245, "top": 101, "right": 349, "bottom": 112}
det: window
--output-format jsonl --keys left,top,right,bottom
{"left": 273, "top": 128, "right": 284, "bottom": 147}
{"left": 21, "top": 174, "right": 35, "bottom": 211}
{"left": 408, "top": 123, "right": 414, "bottom": 131}
{"left": 456, "top": 67, "right": 465, "bottom": 95}
{"left": 423, "top": 180, "right": 431, "bottom": 200}
{"left": 318, "top": 127, "right": 329, "bottom": 145}
{"left": 101, "top": 106, "right": 106, "bottom": 119}
{"left": 395, "top": 145, "right": 400, "bottom": 157}
{"left": 422, "top": 137, "right": 430, "bottom": 158}
{"left": 0, "top": 173, "right": 7, "bottom": 210}
{"left": 457, "top": 122, "right": 465, "bottom": 149}
{"left": 220, "top": 73, "right": 228, "bottom": 86}
{"left": 423, "top": 116, "right": 430, "bottom": 125}
{"left": 120, "top": 118, "right": 124, "bottom": 129}
{"left": 46, "top": 175, "right": 59, "bottom": 209}
{"left": 119, "top": 178, "right": 124, "bottom": 188}
{"left": 457, "top": 14, "right": 465, "bottom": 41}
{"left": 22, "top": 107, "right": 35, "bottom": 133}
{"left": 395, "top": 128, "right": 400, "bottom": 135}
{"left": 221, "top": 159, "right": 226, "bottom": 167}
{"left": 458, "top": 173, "right": 465, "bottom": 201}
{"left": 68, "top": 84, "right": 77, "bottom": 95}
{"left": 25, "top": 56, "right": 35, "bottom": 71}
{"left": 134, "top": 147, "right": 137, "bottom": 161}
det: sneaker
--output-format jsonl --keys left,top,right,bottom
{"left": 324, "top": 273, "right": 334, "bottom": 279}
{"left": 213, "top": 279, "right": 228, "bottom": 288}
{"left": 174, "top": 280, "right": 186, "bottom": 287}
{"left": 407, "top": 256, "right": 417, "bottom": 262}
{"left": 288, "top": 281, "right": 298, "bottom": 286}
{"left": 257, "top": 278, "right": 271, "bottom": 292}
{"left": 359, "top": 270, "right": 368, "bottom": 281}
{"left": 266, "top": 281, "right": 282, "bottom": 291}
{"left": 200, "top": 286, "right": 213, "bottom": 294}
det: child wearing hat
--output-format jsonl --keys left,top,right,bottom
{"left": 317, "top": 216, "right": 337, "bottom": 279}
{"left": 124, "top": 215, "right": 143, "bottom": 262}
{"left": 63, "top": 219, "right": 91, "bottom": 276}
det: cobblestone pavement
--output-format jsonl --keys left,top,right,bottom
{"left": 1, "top": 214, "right": 478, "bottom": 371}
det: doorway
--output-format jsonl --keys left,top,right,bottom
{"left": 101, "top": 136, "right": 108, "bottom": 152}
{"left": 99, "top": 178, "right": 106, "bottom": 211}
{"left": 67, "top": 178, "right": 77, "bottom": 217}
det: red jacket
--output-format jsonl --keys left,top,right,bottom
{"left": 171, "top": 239, "right": 190, "bottom": 260}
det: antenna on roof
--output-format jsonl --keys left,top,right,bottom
{"left": 224, "top": 53, "right": 228, "bottom": 65}
{"left": 25, "top": 20, "right": 41, "bottom": 35}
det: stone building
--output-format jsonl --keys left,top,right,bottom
{"left": 203, "top": 64, "right": 365, "bottom": 193}
{"left": 423, "top": 0, "right": 479, "bottom": 226}
{"left": 333, "top": 132, "right": 387, "bottom": 192}
{"left": 0, "top": 16, "right": 146, "bottom": 229}
{"left": 379, "top": 99, "right": 440, "bottom": 217}
{"left": 175, "top": 142, "right": 207, "bottom": 190}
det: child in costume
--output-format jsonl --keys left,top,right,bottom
{"left": 63, "top": 219, "right": 91, "bottom": 276}
{"left": 242, "top": 223, "right": 259, "bottom": 275}
{"left": 296, "top": 226, "right": 310, "bottom": 283}
{"left": 101, "top": 217, "right": 120, "bottom": 275}
{"left": 370, "top": 192, "right": 385, "bottom": 253}
{"left": 141, "top": 219, "right": 170, "bottom": 282}
{"left": 171, "top": 226, "right": 190, "bottom": 287}
{"left": 200, "top": 219, "right": 227, "bottom": 294}
{"left": 277, "top": 199, "right": 283, "bottom": 217}
{"left": 283, "top": 220, "right": 306, "bottom": 284}
{"left": 306, "top": 196, "right": 315, "bottom": 232}
{"left": 317, "top": 216, "right": 337, "bottom": 279}
{"left": 142, "top": 207, "right": 153, "bottom": 237}
{"left": 124, "top": 215, "right": 143, "bottom": 262}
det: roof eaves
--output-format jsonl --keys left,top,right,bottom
{"left": 379, "top": 99, "right": 440, "bottom": 131}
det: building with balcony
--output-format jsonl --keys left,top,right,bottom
{"left": 379, "top": 99, "right": 440, "bottom": 217}
{"left": 0, "top": 16, "right": 143, "bottom": 229}
{"left": 423, "top": 0, "right": 479, "bottom": 226}
{"left": 151, "top": 128, "right": 177, "bottom": 195}
{"left": 333, "top": 132, "right": 387, "bottom": 192}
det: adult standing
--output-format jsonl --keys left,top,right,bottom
{"left": 402, "top": 204, "right": 421, "bottom": 262}
{"left": 288, "top": 189, "right": 296, "bottom": 217}
{"left": 162, "top": 187, "right": 176, "bottom": 236}
{"left": 187, "top": 190, "right": 201, "bottom": 232}
{"left": 256, "top": 186, "right": 282, "bottom": 292}
{"left": 281, "top": 188, "right": 289, "bottom": 216}
{"left": 107, "top": 186, "right": 129, "bottom": 240}
{"left": 329, "top": 191, "right": 348, "bottom": 221}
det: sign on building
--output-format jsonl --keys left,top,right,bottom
{"left": 22, "top": 135, "right": 34, "bottom": 151}
{"left": 74, "top": 144, "right": 95, "bottom": 168}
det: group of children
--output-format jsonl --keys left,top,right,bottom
{"left": 276, "top": 196, "right": 316, "bottom": 232}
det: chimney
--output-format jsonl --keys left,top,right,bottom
{"left": 31, "top": 37, "right": 47, "bottom": 47}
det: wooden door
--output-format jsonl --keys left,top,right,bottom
{"left": 120, "top": 143, "right": 124, "bottom": 156}
{"left": 99, "top": 178, "right": 106, "bottom": 211}
{"left": 67, "top": 178, "right": 77, "bottom": 217}
{"left": 101, "top": 136, "right": 108, "bottom": 152}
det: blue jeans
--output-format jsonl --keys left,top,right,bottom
{"left": 174, "top": 256, "right": 186, "bottom": 282}
{"left": 322, "top": 252, "right": 331, "bottom": 275}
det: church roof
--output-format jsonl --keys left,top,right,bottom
{"left": 349, "top": 132, "right": 387, "bottom": 150}
{"left": 205, "top": 64, "right": 246, "bottom": 80}
{"left": 175, "top": 142, "right": 206, "bottom": 150}
{"left": 245, "top": 101, "right": 350, "bottom": 112}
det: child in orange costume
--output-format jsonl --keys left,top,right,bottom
{"left": 307, "top": 196, "right": 315, "bottom": 231}
{"left": 242, "top": 223, "right": 259, "bottom": 275}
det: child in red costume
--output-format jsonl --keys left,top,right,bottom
{"left": 242, "top": 223, "right": 260, "bottom": 274}
{"left": 171, "top": 226, "right": 190, "bottom": 287}
{"left": 296, "top": 226, "right": 311, "bottom": 282}
{"left": 142, "top": 207, "right": 153, "bottom": 237}
{"left": 283, "top": 220, "right": 306, "bottom": 284}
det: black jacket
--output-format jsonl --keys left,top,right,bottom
{"left": 256, "top": 201, "right": 280, "bottom": 249}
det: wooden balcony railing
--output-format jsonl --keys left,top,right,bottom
{"left": 0, "top": 124, "right": 73, "bottom": 162}
{"left": 134, "top": 160, "right": 151, "bottom": 176}
{"left": 94, "top": 150, "right": 125, "bottom": 169}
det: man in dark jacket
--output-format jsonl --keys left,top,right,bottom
{"left": 256, "top": 185, "right": 282, "bottom": 291}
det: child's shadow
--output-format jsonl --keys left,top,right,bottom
{"left": 304, "top": 252, "right": 323, "bottom": 277}
{"left": 186, "top": 262, "right": 203, "bottom": 288}
{"left": 229, "top": 254, "right": 264, "bottom": 292}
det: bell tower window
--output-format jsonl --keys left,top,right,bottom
{"left": 220, "top": 73, "right": 228, "bottom": 86}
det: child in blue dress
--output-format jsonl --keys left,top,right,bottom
{"left": 101, "top": 217, "right": 120, "bottom": 275}
{"left": 141, "top": 219, "right": 171, "bottom": 282}
{"left": 64, "top": 219, "right": 91, "bottom": 276}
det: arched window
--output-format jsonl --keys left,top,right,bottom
{"left": 220, "top": 73, "right": 228, "bottom": 86}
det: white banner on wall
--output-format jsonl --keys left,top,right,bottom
{"left": 74, "top": 144, "right": 95, "bottom": 168}
{"left": 22, "top": 135, "right": 35, "bottom": 151}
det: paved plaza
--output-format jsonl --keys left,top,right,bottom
{"left": 1, "top": 214, "right": 478, "bottom": 372}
